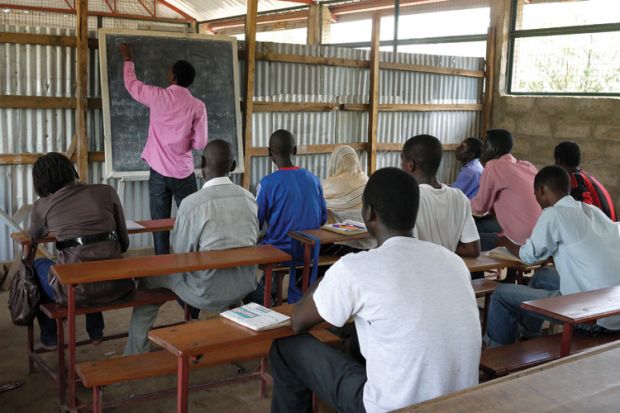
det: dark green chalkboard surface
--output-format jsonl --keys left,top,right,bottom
{"left": 99, "top": 29, "right": 243, "bottom": 178}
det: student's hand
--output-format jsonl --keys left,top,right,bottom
{"left": 496, "top": 235, "right": 513, "bottom": 248}
{"left": 118, "top": 43, "right": 132, "bottom": 61}
{"left": 497, "top": 235, "right": 521, "bottom": 257}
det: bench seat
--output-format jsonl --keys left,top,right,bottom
{"left": 480, "top": 329, "right": 620, "bottom": 377}
{"left": 39, "top": 288, "right": 178, "bottom": 319}
{"left": 76, "top": 328, "right": 339, "bottom": 388}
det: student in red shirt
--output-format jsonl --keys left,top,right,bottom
{"left": 554, "top": 141, "right": 616, "bottom": 221}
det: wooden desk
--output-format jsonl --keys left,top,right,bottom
{"left": 463, "top": 255, "right": 522, "bottom": 273}
{"left": 51, "top": 245, "right": 291, "bottom": 411}
{"left": 288, "top": 229, "right": 370, "bottom": 299}
{"left": 522, "top": 285, "right": 620, "bottom": 356}
{"left": 149, "top": 304, "right": 322, "bottom": 413}
{"left": 401, "top": 341, "right": 620, "bottom": 412}
{"left": 10, "top": 218, "right": 175, "bottom": 246}
{"left": 288, "top": 229, "right": 524, "bottom": 297}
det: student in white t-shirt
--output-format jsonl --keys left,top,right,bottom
{"left": 269, "top": 167, "right": 482, "bottom": 413}
{"left": 401, "top": 134, "right": 481, "bottom": 257}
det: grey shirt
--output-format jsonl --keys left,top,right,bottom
{"left": 168, "top": 177, "right": 259, "bottom": 310}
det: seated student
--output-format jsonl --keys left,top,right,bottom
{"left": 28, "top": 153, "right": 134, "bottom": 350}
{"left": 485, "top": 166, "right": 620, "bottom": 347}
{"left": 453, "top": 137, "right": 484, "bottom": 198}
{"left": 401, "top": 134, "right": 480, "bottom": 257}
{"left": 124, "top": 140, "right": 259, "bottom": 355}
{"left": 471, "top": 129, "right": 541, "bottom": 251}
{"left": 554, "top": 141, "right": 616, "bottom": 221}
{"left": 247, "top": 129, "right": 327, "bottom": 304}
{"left": 322, "top": 145, "right": 375, "bottom": 251}
{"left": 269, "top": 168, "right": 481, "bottom": 413}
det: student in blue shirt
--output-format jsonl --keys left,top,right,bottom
{"left": 452, "top": 137, "right": 484, "bottom": 199}
{"left": 247, "top": 129, "right": 327, "bottom": 304}
{"left": 484, "top": 166, "right": 620, "bottom": 347}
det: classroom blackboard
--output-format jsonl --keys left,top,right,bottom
{"left": 99, "top": 29, "right": 243, "bottom": 178}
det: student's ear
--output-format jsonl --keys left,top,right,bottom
{"left": 362, "top": 203, "right": 376, "bottom": 224}
{"left": 200, "top": 155, "right": 207, "bottom": 169}
{"left": 268, "top": 147, "right": 273, "bottom": 158}
{"left": 229, "top": 160, "right": 237, "bottom": 173}
{"left": 292, "top": 146, "right": 297, "bottom": 156}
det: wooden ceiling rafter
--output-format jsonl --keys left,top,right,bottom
{"left": 203, "top": 0, "right": 456, "bottom": 34}
{"left": 0, "top": 0, "right": 194, "bottom": 23}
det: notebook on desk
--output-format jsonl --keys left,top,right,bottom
{"left": 221, "top": 303, "right": 290, "bottom": 332}
{"left": 323, "top": 220, "right": 367, "bottom": 235}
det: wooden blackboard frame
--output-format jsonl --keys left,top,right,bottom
{"left": 98, "top": 28, "right": 244, "bottom": 178}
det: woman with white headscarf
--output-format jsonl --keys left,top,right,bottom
{"left": 322, "top": 145, "right": 375, "bottom": 251}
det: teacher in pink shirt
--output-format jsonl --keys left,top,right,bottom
{"left": 471, "top": 129, "right": 541, "bottom": 252}
{"left": 119, "top": 44, "right": 208, "bottom": 255}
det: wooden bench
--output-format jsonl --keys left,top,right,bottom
{"left": 10, "top": 219, "right": 177, "bottom": 407}
{"left": 480, "top": 329, "right": 620, "bottom": 377}
{"left": 480, "top": 285, "right": 620, "bottom": 378}
{"left": 51, "top": 245, "right": 291, "bottom": 411}
{"left": 76, "top": 328, "right": 339, "bottom": 413}
{"left": 28, "top": 288, "right": 182, "bottom": 407}
{"left": 147, "top": 303, "right": 334, "bottom": 413}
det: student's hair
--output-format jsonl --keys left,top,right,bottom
{"left": 201, "top": 139, "right": 234, "bottom": 175}
{"left": 554, "top": 141, "right": 581, "bottom": 168}
{"left": 486, "top": 129, "right": 513, "bottom": 156}
{"left": 534, "top": 165, "right": 571, "bottom": 195}
{"left": 33, "top": 152, "right": 79, "bottom": 197}
{"left": 269, "top": 129, "right": 296, "bottom": 156}
{"left": 402, "top": 134, "right": 443, "bottom": 176}
{"left": 363, "top": 167, "right": 419, "bottom": 231}
{"left": 172, "top": 60, "right": 196, "bottom": 88}
{"left": 464, "top": 137, "right": 483, "bottom": 159}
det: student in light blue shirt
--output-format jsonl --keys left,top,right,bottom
{"left": 485, "top": 165, "right": 620, "bottom": 347}
{"left": 452, "top": 137, "right": 484, "bottom": 199}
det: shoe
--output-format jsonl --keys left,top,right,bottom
{"left": 39, "top": 342, "right": 57, "bottom": 351}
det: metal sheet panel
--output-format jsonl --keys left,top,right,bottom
{"left": 1, "top": 30, "right": 483, "bottom": 261}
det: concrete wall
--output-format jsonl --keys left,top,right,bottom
{"left": 490, "top": 0, "right": 620, "bottom": 208}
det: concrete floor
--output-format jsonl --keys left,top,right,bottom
{"left": 0, "top": 291, "right": 280, "bottom": 413}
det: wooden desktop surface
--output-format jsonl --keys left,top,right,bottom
{"left": 288, "top": 228, "right": 370, "bottom": 245}
{"left": 51, "top": 245, "right": 290, "bottom": 286}
{"left": 148, "top": 304, "right": 308, "bottom": 358}
{"left": 522, "top": 285, "right": 620, "bottom": 324}
{"left": 10, "top": 218, "right": 175, "bottom": 245}
{"left": 401, "top": 341, "right": 620, "bottom": 412}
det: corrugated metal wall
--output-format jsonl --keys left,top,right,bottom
{"left": 249, "top": 42, "right": 483, "bottom": 192}
{"left": 0, "top": 25, "right": 483, "bottom": 261}
{"left": 0, "top": 17, "right": 189, "bottom": 260}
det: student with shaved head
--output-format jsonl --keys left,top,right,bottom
{"left": 247, "top": 129, "right": 327, "bottom": 304}
{"left": 401, "top": 134, "right": 480, "bottom": 258}
{"left": 124, "top": 140, "right": 259, "bottom": 355}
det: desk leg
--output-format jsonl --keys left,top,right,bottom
{"left": 560, "top": 323, "right": 574, "bottom": 357}
{"left": 177, "top": 356, "right": 189, "bottom": 413}
{"left": 482, "top": 293, "right": 490, "bottom": 335}
{"left": 57, "top": 318, "right": 66, "bottom": 407}
{"left": 263, "top": 265, "right": 273, "bottom": 308}
{"left": 301, "top": 243, "right": 312, "bottom": 293}
{"left": 67, "top": 285, "right": 77, "bottom": 410}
